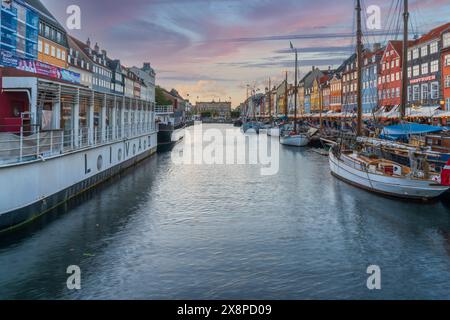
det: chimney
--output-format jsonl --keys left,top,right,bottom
{"left": 94, "top": 43, "right": 100, "bottom": 53}
{"left": 143, "top": 62, "right": 151, "bottom": 71}
{"left": 102, "top": 49, "right": 107, "bottom": 58}
{"left": 86, "top": 38, "right": 91, "bottom": 48}
{"left": 312, "top": 66, "right": 315, "bottom": 71}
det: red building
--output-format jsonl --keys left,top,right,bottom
{"left": 378, "top": 41, "right": 407, "bottom": 108}
{"left": 442, "top": 29, "right": 450, "bottom": 111}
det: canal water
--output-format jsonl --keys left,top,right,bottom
{"left": 1, "top": 124, "right": 450, "bottom": 300}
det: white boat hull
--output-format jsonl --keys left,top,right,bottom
{"left": 329, "top": 151, "right": 449, "bottom": 200}
{"left": 280, "top": 134, "right": 310, "bottom": 147}
{"left": 0, "top": 132, "right": 158, "bottom": 232}
{"left": 267, "top": 128, "right": 280, "bottom": 137}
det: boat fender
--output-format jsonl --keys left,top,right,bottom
{"left": 441, "top": 160, "right": 450, "bottom": 186}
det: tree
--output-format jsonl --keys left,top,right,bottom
{"left": 155, "top": 86, "right": 172, "bottom": 105}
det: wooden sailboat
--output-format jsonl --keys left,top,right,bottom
{"left": 328, "top": 0, "right": 450, "bottom": 200}
{"left": 280, "top": 44, "right": 311, "bottom": 147}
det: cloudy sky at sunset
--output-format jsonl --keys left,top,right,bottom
{"left": 41, "top": 0, "right": 450, "bottom": 107}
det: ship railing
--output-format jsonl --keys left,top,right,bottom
{"left": 0, "top": 122, "right": 155, "bottom": 166}
{"left": 155, "top": 105, "right": 174, "bottom": 114}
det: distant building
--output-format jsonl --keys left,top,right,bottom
{"left": 130, "top": 63, "right": 156, "bottom": 104}
{"left": 341, "top": 54, "right": 358, "bottom": 113}
{"left": 330, "top": 74, "right": 342, "bottom": 112}
{"left": 195, "top": 101, "right": 232, "bottom": 118}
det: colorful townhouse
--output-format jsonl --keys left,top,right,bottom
{"left": 321, "top": 77, "right": 331, "bottom": 113}
{"left": 407, "top": 23, "right": 450, "bottom": 109}
{"left": 362, "top": 45, "right": 384, "bottom": 113}
{"left": 442, "top": 29, "right": 450, "bottom": 111}
{"left": 34, "top": 0, "right": 69, "bottom": 69}
{"left": 341, "top": 54, "right": 357, "bottom": 113}
{"left": 378, "top": 40, "right": 411, "bottom": 109}
{"left": 310, "top": 77, "right": 320, "bottom": 113}
{"left": 67, "top": 36, "right": 93, "bottom": 89}
{"left": 330, "top": 73, "right": 342, "bottom": 112}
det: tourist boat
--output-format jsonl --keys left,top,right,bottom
{"left": 155, "top": 105, "right": 186, "bottom": 152}
{"left": 0, "top": 78, "right": 158, "bottom": 233}
{"left": 329, "top": 146, "right": 450, "bottom": 200}
{"left": 280, "top": 132, "right": 310, "bottom": 147}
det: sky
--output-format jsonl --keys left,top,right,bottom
{"left": 40, "top": 0, "right": 450, "bottom": 107}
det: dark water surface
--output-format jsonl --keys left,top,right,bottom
{"left": 1, "top": 124, "right": 450, "bottom": 299}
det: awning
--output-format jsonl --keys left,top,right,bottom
{"left": 405, "top": 106, "right": 441, "bottom": 118}
{"left": 380, "top": 123, "right": 448, "bottom": 140}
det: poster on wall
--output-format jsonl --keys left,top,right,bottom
{"left": 0, "top": 49, "right": 19, "bottom": 67}
{"left": 15, "top": 59, "right": 81, "bottom": 85}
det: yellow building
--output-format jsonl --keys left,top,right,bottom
{"left": 310, "top": 78, "right": 320, "bottom": 112}
{"left": 36, "top": 9, "right": 69, "bottom": 68}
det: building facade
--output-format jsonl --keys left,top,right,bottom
{"left": 442, "top": 29, "right": 450, "bottom": 111}
{"left": 342, "top": 54, "right": 357, "bottom": 113}
{"left": 378, "top": 41, "right": 407, "bottom": 108}
{"left": 33, "top": 0, "right": 68, "bottom": 68}
{"left": 1, "top": 0, "right": 39, "bottom": 60}
{"left": 321, "top": 78, "right": 331, "bottom": 113}
{"left": 362, "top": 46, "right": 383, "bottom": 113}
{"left": 195, "top": 101, "right": 232, "bottom": 118}
{"left": 407, "top": 23, "right": 450, "bottom": 108}
{"left": 67, "top": 35, "right": 93, "bottom": 88}
{"left": 330, "top": 74, "right": 342, "bottom": 112}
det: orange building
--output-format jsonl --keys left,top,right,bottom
{"left": 36, "top": 5, "right": 69, "bottom": 68}
{"left": 330, "top": 74, "right": 342, "bottom": 112}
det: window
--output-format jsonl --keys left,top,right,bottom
{"left": 44, "top": 43, "right": 50, "bottom": 55}
{"left": 408, "top": 50, "right": 412, "bottom": 61}
{"left": 51, "top": 46, "right": 56, "bottom": 57}
{"left": 431, "top": 60, "right": 439, "bottom": 73}
{"left": 412, "top": 48, "right": 419, "bottom": 59}
{"left": 446, "top": 75, "right": 450, "bottom": 88}
{"left": 447, "top": 98, "right": 450, "bottom": 110}
{"left": 430, "top": 41, "right": 438, "bottom": 54}
{"left": 391, "top": 60, "right": 395, "bottom": 68}
{"left": 413, "top": 85, "right": 420, "bottom": 101}
{"left": 421, "top": 63, "right": 428, "bottom": 75}
{"left": 421, "top": 84, "right": 429, "bottom": 101}
{"left": 38, "top": 40, "right": 42, "bottom": 53}
{"left": 396, "top": 59, "right": 400, "bottom": 67}
{"left": 396, "top": 87, "right": 400, "bottom": 98}
{"left": 56, "top": 48, "right": 61, "bottom": 59}
{"left": 407, "top": 86, "right": 412, "bottom": 101}
{"left": 431, "top": 82, "right": 439, "bottom": 99}
{"left": 407, "top": 67, "right": 412, "bottom": 78}
{"left": 444, "top": 32, "right": 450, "bottom": 49}
{"left": 446, "top": 54, "right": 450, "bottom": 66}
{"left": 61, "top": 51, "right": 66, "bottom": 61}
{"left": 421, "top": 46, "right": 428, "bottom": 57}
{"left": 396, "top": 72, "right": 400, "bottom": 81}
{"left": 413, "top": 65, "right": 420, "bottom": 77}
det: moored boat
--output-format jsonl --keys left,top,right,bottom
{"left": 329, "top": 146, "right": 449, "bottom": 200}
{"left": 280, "top": 132, "right": 310, "bottom": 147}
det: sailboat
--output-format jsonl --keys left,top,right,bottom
{"left": 329, "top": 0, "right": 450, "bottom": 200}
{"left": 280, "top": 44, "right": 311, "bottom": 147}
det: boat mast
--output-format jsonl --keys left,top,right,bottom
{"left": 356, "top": 0, "right": 363, "bottom": 136}
{"left": 269, "top": 77, "right": 272, "bottom": 120}
{"left": 294, "top": 46, "right": 298, "bottom": 132}
{"left": 284, "top": 71, "right": 288, "bottom": 118}
{"left": 401, "top": 0, "right": 409, "bottom": 118}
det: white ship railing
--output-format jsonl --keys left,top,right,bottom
{"left": 155, "top": 105, "right": 174, "bottom": 114}
{"left": 0, "top": 122, "right": 156, "bottom": 166}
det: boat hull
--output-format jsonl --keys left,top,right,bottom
{"left": 0, "top": 132, "right": 158, "bottom": 233}
{"left": 267, "top": 128, "right": 280, "bottom": 137}
{"left": 280, "top": 135, "right": 310, "bottom": 147}
{"left": 157, "top": 124, "right": 186, "bottom": 152}
{"left": 329, "top": 152, "right": 448, "bottom": 200}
